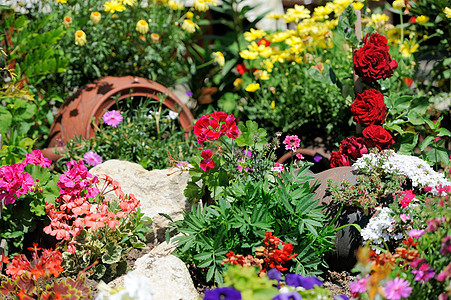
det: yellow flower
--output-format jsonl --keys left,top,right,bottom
{"left": 352, "top": 2, "right": 364, "bottom": 11}
{"left": 270, "top": 100, "right": 275, "bottom": 109}
{"left": 416, "top": 15, "right": 429, "bottom": 24}
{"left": 268, "top": 30, "right": 292, "bottom": 43}
{"left": 261, "top": 59, "right": 274, "bottom": 72}
{"left": 122, "top": 0, "right": 136, "bottom": 6}
{"left": 370, "top": 13, "right": 389, "bottom": 26}
{"left": 399, "top": 39, "right": 419, "bottom": 57}
{"left": 313, "top": 5, "right": 333, "bottom": 20}
{"left": 243, "top": 28, "right": 266, "bottom": 41}
{"left": 213, "top": 51, "right": 225, "bottom": 67}
{"left": 90, "top": 12, "right": 101, "bottom": 24}
{"left": 169, "top": 0, "right": 184, "bottom": 10}
{"left": 233, "top": 78, "right": 243, "bottom": 89}
{"left": 266, "top": 12, "right": 285, "bottom": 19}
{"left": 285, "top": 5, "right": 311, "bottom": 23}
{"left": 104, "top": 0, "right": 125, "bottom": 13}
{"left": 445, "top": 7, "right": 451, "bottom": 18}
{"left": 239, "top": 50, "right": 259, "bottom": 60}
{"left": 193, "top": 0, "right": 209, "bottom": 12}
{"left": 254, "top": 70, "right": 270, "bottom": 80}
{"left": 333, "top": 0, "right": 352, "bottom": 15}
{"left": 151, "top": 33, "right": 160, "bottom": 42}
{"left": 62, "top": 16, "right": 72, "bottom": 28}
{"left": 136, "top": 20, "right": 149, "bottom": 34}
{"left": 392, "top": 0, "right": 405, "bottom": 10}
{"left": 186, "top": 11, "right": 194, "bottom": 19}
{"left": 181, "top": 19, "right": 199, "bottom": 33}
{"left": 74, "top": 30, "right": 87, "bottom": 46}
{"left": 56, "top": 0, "right": 67, "bottom": 3}
{"left": 245, "top": 83, "right": 260, "bottom": 92}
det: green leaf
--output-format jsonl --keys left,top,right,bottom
{"left": 102, "top": 244, "right": 122, "bottom": 264}
{"left": 337, "top": 4, "right": 359, "bottom": 47}
{"left": 0, "top": 108, "right": 12, "bottom": 134}
{"left": 437, "top": 127, "right": 451, "bottom": 137}
{"left": 420, "top": 135, "right": 435, "bottom": 152}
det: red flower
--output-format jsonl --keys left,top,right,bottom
{"left": 257, "top": 38, "right": 271, "bottom": 47}
{"left": 409, "top": 16, "right": 416, "bottom": 23}
{"left": 329, "top": 151, "right": 351, "bottom": 168}
{"left": 363, "top": 125, "right": 395, "bottom": 150}
{"left": 194, "top": 112, "right": 241, "bottom": 145}
{"left": 340, "top": 137, "right": 368, "bottom": 160}
{"left": 200, "top": 149, "right": 215, "bottom": 172}
{"left": 354, "top": 33, "right": 398, "bottom": 83}
{"left": 351, "top": 89, "right": 387, "bottom": 126}
{"left": 236, "top": 63, "right": 249, "bottom": 75}
{"left": 403, "top": 77, "right": 413, "bottom": 86}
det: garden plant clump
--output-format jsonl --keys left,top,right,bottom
{"left": 1, "top": 0, "right": 451, "bottom": 299}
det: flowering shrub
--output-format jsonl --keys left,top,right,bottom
{"left": 43, "top": 161, "right": 151, "bottom": 280}
{"left": 0, "top": 244, "right": 91, "bottom": 299}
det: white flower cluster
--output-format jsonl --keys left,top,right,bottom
{"left": 354, "top": 150, "right": 451, "bottom": 195}
{"left": 1, "top": 0, "right": 50, "bottom": 14}
{"left": 361, "top": 207, "right": 403, "bottom": 252}
{"left": 95, "top": 272, "right": 153, "bottom": 300}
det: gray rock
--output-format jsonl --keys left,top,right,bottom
{"left": 89, "top": 160, "right": 192, "bottom": 243}
{"left": 107, "top": 254, "right": 198, "bottom": 300}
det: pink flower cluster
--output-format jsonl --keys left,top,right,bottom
{"left": 395, "top": 190, "right": 416, "bottom": 207}
{"left": 57, "top": 160, "right": 99, "bottom": 202}
{"left": 194, "top": 111, "right": 241, "bottom": 145}
{"left": 283, "top": 135, "right": 300, "bottom": 152}
{"left": 44, "top": 172, "right": 140, "bottom": 253}
{"left": 0, "top": 163, "right": 34, "bottom": 205}
{"left": 23, "top": 150, "right": 52, "bottom": 168}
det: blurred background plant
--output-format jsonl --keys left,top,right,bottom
{"left": 60, "top": 94, "right": 197, "bottom": 170}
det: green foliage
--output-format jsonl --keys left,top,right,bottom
{"left": 61, "top": 95, "right": 197, "bottom": 171}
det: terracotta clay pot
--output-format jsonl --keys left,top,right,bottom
{"left": 41, "top": 76, "right": 194, "bottom": 161}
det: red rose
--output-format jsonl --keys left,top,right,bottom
{"left": 340, "top": 137, "right": 368, "bottom": 160}
{"left": 363, "top": 125, "right": 395, "bottom": 150}
{"left": 236, "top": 63, "right": 249, "bottom": 75}
{"left": 353, "top": 33, "right": 398, "bottom": 83}
{"left": 350, "top": 89, "right": 387, "bottom": 126}
{"left": 329, "top": 151, "right": 351, "bottom": 168}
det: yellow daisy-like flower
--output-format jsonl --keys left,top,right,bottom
{"left": 333, "top": 0, "right": 352, "bottom": 15}
{"left": 268, "top": 30, "right": 292, "bottom": 43}
{"left": 445, "top": 7, "right": 451, "bottom": 18}
{"left": 151, "top": 33, "right": 160, "bottom": 42}
{"left": 399, "top": 39, "right": 419, "bottom": 57}
{"left": 416, "top": 15, "right": 429, "bottom": 24}
{"left": 122, "top": 0, "right": 136, "bottom": 6}
{"left": 261, "top": 59, "right": 274, "bottom": 72}
{"left": 245, "top": 83, "right": 260, "bottom": 92}
{"left": 74, "top": 30, "right": 87, "bottom": 46}
{"left": 136, "top": 20, "right": 149, "bottom": 34}
{"left": 233, "top": 78, "right": 243, "bottom": 90}
{"left": 392, "top": 0, "right": 405, "bottom": 10}
{"left": 213, "top": 51, "right": 225, "bottom": 67}
{"left": 352, "top": 2, "right": 364, "bottom": 11}
{"left": 181, "top": 19, "right": 199, "bottom": 33}
{"left": 243, "top": 28, "right": 266, "bottom": 41}
{"left": 254, "top": 70, "right": 270, "bottom": 80}
{"left": 169, "top": 0, "right": 184, "bottom": 10}
{"left": 90, "top": 12, "right": 101, "bottom": 24}
{"left": 285, "top": 5, "right": 311, "bottom": 23}
{"left": 239, "top": 50, "right": 259, "bottom": 60}
{"left": 62, "top": 16, "right": 72, "bottom": 28}
{"left": 193, "top": 0, "right": 209, "bottom": 12}
{"left": 266, "top": 12, "right": 285, "bottom": 20}
{"left": 104, "top": 0, "right": 125, "bottom": 13}
{"left": 370, "top": 13, "right": 389, "bottom": 26}
{"left": 313, "top": 5, "right": 333, "bottom": 20}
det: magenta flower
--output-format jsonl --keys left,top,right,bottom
{"left": 271, "top": 162, "right": 284, "bottom": 173}
{"left": 283, "top": 135, "right": 301, "bottom": 152}
{"left": 200, "top": 149, "right": 215, "bottom": 172}
{"left": 102, "top": 110, "right": 123, "bottom": 127}
{"left": 409, "top": 229, "right": 426, "bottom": 238}
{"left": 83, "top": 151, "right": 103, "bottom": 166}
{"left": 436, "top": 262, "right": 451, "bottom": 282}
{"left": 23, "top": 150, "right": 52, "bottom": 168}
{"left": 400, "top": 214, "right": 410, "bottom": 222}
{"left": 440, "top": 236, "right": 451, "bottom": 255}
{"left": 396, "top": 190, "right": 415, "bottom": 207}
{"left": 412, "top": 263, "right": 435, "bottom": 283}
{"left": 0, "top": 163, "right": 34, "bottom": 205}
{"left": 57, "top": 160, "right": 99, "bottom": 201}
{"left": 350, "top": 275, "right": 368, "bottom": 294}
{"left": 383, "top": 278, "right": 412, "bottom": 300}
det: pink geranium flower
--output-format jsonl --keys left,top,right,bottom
{"left": 200, "top": 149, "right": 215, "bottom": 172}
{"left": 283, "top": 135, "right": 301, "bottom": 152}
{"left": 83, "top": 151, "right": 103, "bottom": 166}
{"left": 0, "top": 163, "right": 34, "bottom": 205}
{"left": 102, "top": 110, "right": 123, "bottom": 127}
{"left": 23, "top": 150, "right": 52, "bottom": 168}
{"left": 350, "top": 275, "right": 368, "bottom": 294}
{"left": 383, "top": 278, "right": 412, "bottom": 300}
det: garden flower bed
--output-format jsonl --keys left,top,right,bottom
{"left": 1, "top": 0, "right": 451, "bottom": 299}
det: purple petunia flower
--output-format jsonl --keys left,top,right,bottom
{"left": 103, "top": 110, "right": 123, "bottom": 127}
{"left": 83, "top": 151, "right": 103, "bottom": 166}
{"left": 186, "top": 91, "right": 193, "bottom": 97}
{"left": 285, "top": 274, "right": 322, "bottom": 289}
{"left": 203, "top": 287, "right": 242, "bottom": 300}
{"left": 267, "top": 268, "right": 282, "bottom": 282}
{"left": 383, "top": 278, "right": 412, "bottom": 300}
{"left": 272, "top": 292, "right": 302, "bottom": 300}
{"left": 408, "top": 229, "right": 426, "bottom": 239}
{"left": 313, "top": 155, "right": 322, "bottom": 163}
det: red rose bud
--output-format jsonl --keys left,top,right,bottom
{"left": 363, "top": 125, "right": 395, "bottom": 150}
{"left": 351, "top": 89, "right": 387, "bottom": 126}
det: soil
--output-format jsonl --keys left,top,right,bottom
{"left": 322, "top": 270, "right": 354, "bottom": 298}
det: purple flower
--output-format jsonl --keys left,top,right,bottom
{"left": 349, "top": 275, "right": 368, "bottom": 294}
{"left": 273, "top": 292, "right": 302, "bottom": 300}
{"left": 313, "top": 155, "right": 322, "bottom": 163}
{"left": 440, "top": 236, "right": 451, "bottom": 255}
{"left": 285, "top": 274, "right": 322, "bottom": 289}
{"left": 426, "top": 218, "right": 442, "bottom": 232}
{"left": 383, "top": 278, "right": 412, "bottom": 300}
{"left": 267, "top": 268, "right": 281, "bottom": 282}
{"left": 412, "top": 263, "right": 435, "bottom": 283}
{"left": 103, "top": 110, "right": 123, "bottom": 127}
{"left": 83, "top": 151, "right": 103, "bottom": 166}
{"left": 204, "top": 287, "right": 241, "bottom": 300}
{"left": 334, "top": 296, "right": 349, "bottom": 300}
{"left": 186, "top": 91, "right": 193, "bottom": 97}
{"left": 408, "top": 229, "right": 426, "bottom": 238}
